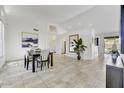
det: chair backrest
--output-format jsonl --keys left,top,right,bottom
{"left": 41, "top": 50, "right": 50, "bottom": 61}
{"left": 28, "top": 49, "right": 35, "bottom": 56}
{"left": 28, "top": 47, "right": 40, "bottom": 55}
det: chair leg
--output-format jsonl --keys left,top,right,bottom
{"left": 47, "top": 61, "right": 49, "bottom": 68}
{"left": 47, "top": 56, "right": 49, "bottom": 68}
{"left": 24, "top": 55, "right": 26, "bottom": 68}
{"left": 44, "top": 62, "right": 46, "bottom": 66}
{"left": 37, "top": 61, "right": 38, "bottom": 68}
{"left": 41, "top": 62, "right": 43, "bottom": 71}
{"left": 27, "top": 57, "right": 29, "bottom": 70}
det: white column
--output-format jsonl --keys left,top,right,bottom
{"left": 98, "top": 36, "right": 105, "bottom": 57}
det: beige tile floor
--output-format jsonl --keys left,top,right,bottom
{"left": 0, "top": 54, "right": 105, "bottom": 88}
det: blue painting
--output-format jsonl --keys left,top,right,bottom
{"left": 22, "top": 32, "right": 38, "bottom": 48}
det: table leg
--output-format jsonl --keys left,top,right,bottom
{"left": 32, "top": 55, "right": 35, "bottom": 72}
{"left": 51, "top": 53, "right": 53, "bottom": 66}
{"left": 24, "top": 55, "right": 26, "bottom": 68}
{"left": 27, "top": 56, "right": 29, "bottom": 70}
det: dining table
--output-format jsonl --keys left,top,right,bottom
{"left": 24, "top": 52, "right": 54, "bottom": 72}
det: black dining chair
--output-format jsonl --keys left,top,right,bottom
{"left": 26, "top": 50, "right": 33, "bottom": 70}
{"left": 37, "top": 50, "right": 50, "bottom": 70}
{"left": 24, "top": 55, "right": 27, "bottom": 68}
{"left": 26, "top": 50, "right": 41, "bottom": 70}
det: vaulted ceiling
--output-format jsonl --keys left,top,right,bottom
{"left": 4, "top": 5, "right": 120, "bottom": 34}
{"left": 4, "top": 5, "right": 95, "bottom": 23}
{"left": 60, "top": 5, "right": 120, "bottom": 34}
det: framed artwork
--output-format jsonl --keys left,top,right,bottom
{"left": 69, "top": 34, "right": 79, "bottom": 52}
{"left": 22, "top": 32, "right": 38, "bottom": 48}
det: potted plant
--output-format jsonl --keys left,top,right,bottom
{"left": 111, "top": 38, "right": 119, "bottom": 62}
{"left": 111, "top": 49, "right": 119, "bottom": 62}
{"left": 73, "top": 38, "right": 87, "bottom": 60}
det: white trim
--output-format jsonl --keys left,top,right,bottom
{"left": 0, "top": 20, "right": 4, "bottom": 57}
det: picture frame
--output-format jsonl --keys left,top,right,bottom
{"left": 69, "top": 34, "right": 79, "bottom": 52}
{"left": 21, "top": 32, "right": 38, "bottom": 48}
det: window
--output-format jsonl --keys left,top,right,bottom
{"left": 104, "top": 36, "right": 119, "bottom": 54}
{"left": 0, "top": 20, "right": 4, "bottom": 57}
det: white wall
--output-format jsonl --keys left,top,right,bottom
{"left": 5, "top": 5, "right": 120, "bottom": 61}
{"left": 6, "top": 15, "right": 53, "bottom": 61}
{"left": 0, "top": 6, "right": 7, "bottom": 69}
{"left": 5, "top": 13, "right": 67, "bottom": 62}
{"left": 91, "top": 30, "right": 98, "bottom": 59}
{"left": 56, "top": 27, "right": 99, "bottom": 60}
{"left": 59, "top": 6, "right": 120, "bottom": 59}
{"left": 55, "top": 34, "right": 65, "bottom": 54}
{"left": 96, "top": 32, "right": 119, "bottom": 57}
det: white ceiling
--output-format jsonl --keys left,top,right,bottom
{"left": 4, "top": 5, "right": 120, "bottom": 34}
{"left": 4, "top": 5, "right": 95, "bottom": 23}
{"left": 60, "top": 5, "right": 120, "bottom": 34}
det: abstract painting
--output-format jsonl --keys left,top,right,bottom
{"left": 22, "top": 32, "right": 38, "bottom": 48}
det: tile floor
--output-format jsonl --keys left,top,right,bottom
{"left": 0, "top": 54, "right": 105, "bottom": 88}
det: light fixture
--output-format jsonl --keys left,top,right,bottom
{"left": 33, "top": 28, "right": 39, "bottom": 31}
{"left": 49, "top": 25, "right": 57, "bottom": 32}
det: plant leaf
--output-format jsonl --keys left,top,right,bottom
{"left": 73, "top": 37, "right": 87, "bottom": 53}
{"left": 73, "top": 39, "right": 78, "bottom": 44}
{"left": 78, "top": 38, "right": 82, "bottom": 45}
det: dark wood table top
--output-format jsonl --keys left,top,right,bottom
{"left": 32, "top": 52, "right": 53, "bottom": 56}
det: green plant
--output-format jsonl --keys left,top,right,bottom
{"left": 73, "top": 38, "right": 87, "bottom": 60}
{"left": 111, "top": 37, "right": 118, "bottom": 54}
{"left": 111, "top": 49, "right": 118, "bottom": 54}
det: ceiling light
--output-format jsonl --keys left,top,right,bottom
{"left": 49, "top": 25, "right": 57, "bottom": 32}
{"left": 33, "top": 28, "right": 39, "bottom": 31}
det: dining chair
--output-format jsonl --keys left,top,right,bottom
{"left": 38, "top": 50, "right": 50, "bottom": 70}
{"left": 26, "top": 50, "right": 33, "bottom": 70}
{"left": 24, "top": 55, "right": 27, "bottom": 68}
{"left": 24, "top": 52, "right": 30, "bottom": 68}
{"left": 26, "top": 49, "right": 41, "bottom": 70}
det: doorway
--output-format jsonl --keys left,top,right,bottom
{"left": 62, "top": 41, "right": 66, "bottom": 54}
{"left": 63, "top": 41, "right": 66, "bottom": 54}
